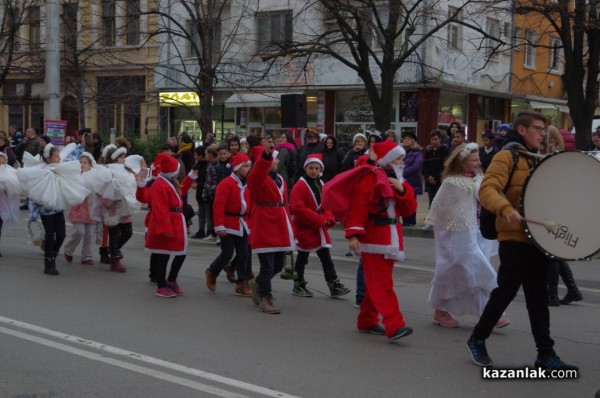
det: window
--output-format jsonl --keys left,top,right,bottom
{"left": 485, "top": 18, "right": 500, "bottom": 57}
{"left": 447, "top": 7, "right": 463, "bottom": 50}
{"left": 102, "top": 0, "right": 116, "bottom": 46}
{"left": 126, "top": 0, "right": 140, "bottom": 45}
{"left": 29, "top": 6, "right": 41, "bottom": 49}
{"left": 513, "top": 27, "right": 521, "bottom": 51}
{"left": 256, "top": 10, "right": 293, "bottom": 52}
{"left": 549, "top": 36, "right": 562, "bottom": 72}
{"left": 186, "top": 19, "right": 221, "bottom": 57}
{"left": 62, "top": 3, "right": 78, "bottom": 56}
{"left": 524, "top": 30, "right": 536, "bottom": 68}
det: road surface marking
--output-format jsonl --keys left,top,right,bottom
{"left": 0, "top": 316, "right": 302, "bottom": 398}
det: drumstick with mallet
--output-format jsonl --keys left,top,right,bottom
{"left": 524, "top": 218, "right": 557, "bottom": 232}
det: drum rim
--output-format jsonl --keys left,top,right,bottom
{"left": 520, "top": 150, "right": 600, "bottom": 261}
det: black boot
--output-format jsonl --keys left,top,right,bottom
{"left": 99, "top": 247, "right": 111, "bottom": 264}
{"left": 547, "top": 259, "right": 560, "bottom": 306}
{"left": 559, "top": 260, "right": 582, "bottom": 304}
{"left": 44, "top": 257, "right": 59, "bottom": 276}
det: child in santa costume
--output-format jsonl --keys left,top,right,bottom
{"left": 139, "top": 153, "right": 188, "bottom": 298}
{"left": 205, "top": 152, "right": 254, "bottom": 296}
{"left": 345, "top": 140, "right": 417, "bottom": 341}
{"left": 247, "top": 146, "right": 295, "bottom": 314}
{"left": 290, "top": 153, "right": 351, "bottom": 298}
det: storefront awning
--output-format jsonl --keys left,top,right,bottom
{"left": 529, "top": 101, "right": 559, "bottom": 110}
{"left": 224, "top": 92, "right": 303, "bottom": 108}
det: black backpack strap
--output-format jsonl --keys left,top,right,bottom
{"left": 503, "top": 148, "right": 519, "bottom": 194}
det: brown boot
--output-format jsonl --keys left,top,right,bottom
{"left": 235, "top": 281, "right": 252, "bottom": 297}
{"left": 259, "top": 295, "right": 281, "bottom": 314}
{"left": 205, "top": 269, "right": 217, "bottom": 291}
{"left": 223, "top": 262, "right": 236, "bottom": 283}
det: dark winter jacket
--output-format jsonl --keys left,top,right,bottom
{"left": 322, "top": 137, "right": 344, "bottom": 182}
{"left": 479, "top": 146, "right": 498, "bottom": 172}
{"left": 402, "top": 147, "right": 423, "bottom": 195}
{"left": 295, "top": 141, "right": 324, "bottom": 181}
{"left": 340, "top": 148, "right": 366, "bottom": 172}
{"left": 422, "top": 144, "right": 449, "bottom": 186}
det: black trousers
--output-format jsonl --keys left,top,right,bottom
{"left": 209, "top": 231, "right": 250, "bottom": 282}
{"left": 256, "top": 251, "right": 286, "bottom": 297}
{"left": 40, "top": 212, "right": 66, "bottom": 258}
{"left": 150, "top": 253, "right": 186, "bottom": 289}
{"left": 108, "top": 222, "right": 133, "bottom": 257}
{"left": 294, "top": 247, "right": 337, "bottom": 282}
{"left": 472, "top": 241, "right": 555, "bottom": 356}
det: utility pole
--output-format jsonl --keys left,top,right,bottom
{"left": 45, "top": 0, "right": 61, "bottom": 120}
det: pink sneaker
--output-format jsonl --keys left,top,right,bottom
{"left": 433, "top": 309, "right": 459, "bottom": 328}
{"left": 495, "top": 318, "right": 510, "bottom": 328}
{"left": 64, "top": 254, "right": 73, "bottom": 263}
{"left": 81, "top": 258, "right": 95, "bottom": 265}
{"left": 166, "top": 281, "right": 184, "bottom": 296}
{"left": 155, "top": 287, "right": 177, "bottom": 298}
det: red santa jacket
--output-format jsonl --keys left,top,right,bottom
{"left": 142, "top": 176, "right": 187, "bottom": 255}
{"left": 344, "top": 168, "right": 417, "bottom": 261}
{"left": 136, "top": 173, "right": 194, "bottom": 231}
{"left": 290, "top": 176, "right": 335, "bottom": 251}
{"left": 247, "top": 152, "right": 295, "bottom": 253}
{"left": 213, "top": 173, "right": 252, "bottom": 237}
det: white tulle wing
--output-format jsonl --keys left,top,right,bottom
{"left": 106, "top": 164, "right": 140, "bottom": 215}
{"left": 17, "top": 161, "right": 91, "bottom": 210}
{"left": 0, "top": 165, "right": 21, "bottom": 228}
{"left": 22, "top": 152, "right": 42, "bottom": 167}
{"left": 124, "top": 155, "right": 144, "bottom": 174}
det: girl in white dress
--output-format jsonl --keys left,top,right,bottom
{"left": 426, "top": 143, "right": 509, "bottom": 328}
{"left": 0, "top": 152, "right": 21, "bottom": 256}
{"left": 17, "top": 144, "right": 90, "bottom": 275}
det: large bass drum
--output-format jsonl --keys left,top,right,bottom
{"left": 521, "top": 151, "right": 600, "bottom": 260}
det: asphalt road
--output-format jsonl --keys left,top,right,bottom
{"left": 0, "top": 206, "right": 599, "bottom": 398}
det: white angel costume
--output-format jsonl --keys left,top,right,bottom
{"left": 425, "top": 175, "right": 498, "bottom": 317}
{"left": 0, "top": 164, "right": 22, "bottom": 229}
{"left": 100, "top": 162, "right": 140, "bottom": 226}
{"left": 17, "top": 152, "right": 91, "bottom": 212}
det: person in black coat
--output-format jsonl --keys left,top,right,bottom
{"left": 423, "top": 130, "right": 450, "bottom": 208}
{"left": 479, "top": 130, "right": 498, "bottom": 172}
{"left": 321, "top": 135, "right": 344, "bottom": 182}
{"left": 295, "top": 130, "right": 324, "bottom": 182}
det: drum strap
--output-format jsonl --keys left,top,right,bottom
{"left": 503, "top": 149, "right": 520, "bottom": 195}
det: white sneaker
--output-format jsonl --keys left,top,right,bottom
{"left": 215, "top": 236, "right": 221, "bottom": 245}
{"left": 422, "top": 223, "right": 433, "bottom": 231}
{"left": 203, "top": 235, "right": 216, "bottom": 242}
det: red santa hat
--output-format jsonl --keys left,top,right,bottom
{"left": 154, "top": 153, "right": 179, "bottom": 178}
{"left": 372, "top": 140, "right": 406, "bottom": 167}
{"left": 231, "top": 152, "right": 251, "bottom": 172}
{"left": 304, "top": 153, "right": 324, "bottom": 170}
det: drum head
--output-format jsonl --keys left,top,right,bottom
{"left": 521, "top": 151, "right": 600, "bottom": 260}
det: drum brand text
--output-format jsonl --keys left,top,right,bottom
{"left": 547, "top": 225, "right": 578, "bottom": 248}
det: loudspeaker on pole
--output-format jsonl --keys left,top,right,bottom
{"left": 281, "top": 94, "right": 307, "bottom": 128}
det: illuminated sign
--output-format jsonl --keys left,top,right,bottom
{"left": 159, "top": 92, "right": 200, "bottom": 106}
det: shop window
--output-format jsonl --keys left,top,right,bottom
{"left": 438, "top": 92, "right": 467, "bottom": 126}
{"left": 399, "top": 92, "right": 418, "bottom": 122}
{"left": 31, "top": 104, "right": 44, "bottom": 132}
